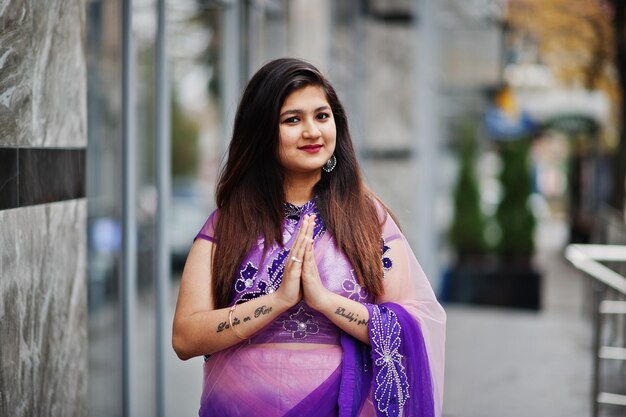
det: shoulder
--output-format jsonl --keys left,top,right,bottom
{"left": 365, "top": 193, "right": 391, "bottom": 224}
{"left": 365, "top": 194, "right": 403, "bottom": 241}
{"left": 195, "top": 207, "right": 220, "bottom": 243}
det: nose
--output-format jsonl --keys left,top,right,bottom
{"left": 302, "top": 119, "right": 321, "bottom": 139}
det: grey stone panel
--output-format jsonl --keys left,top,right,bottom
{"left": 0, "top": 199, "right": 88, "bottom": 417}
{"left": 364, "top": 21, "right": 414, "bottom": 149}
{"left": 31, "top": 0, "right": 87, "bottom": 147}
{"left": 0, "top": 0, "right": 87, "bottom": 147}
{"left": 0, "top": 0, "right": 34, "bottom": 146}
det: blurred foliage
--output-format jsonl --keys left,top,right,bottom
{"left": 508, "top": 0, "right": 626, "bottom": 210}
{"left": 192, "top": 0, "right": 222, "bottom": 98}
{"left": 507, "top": 0, "right": 617, "bottom": 101}
{"left": 495, "top": 139, "right": 536, "bottom": 255}
{"left": 449, "top": 122, "right": 489, "bottom": 255}
{"left": 171, "top": 91, "right": 200, "bottom": 178}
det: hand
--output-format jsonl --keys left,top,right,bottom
{"left": 275, "top": 214, "right": 312, "bottom": 308}
{"left": 300, "top": 216, "right": 330, "bottom": 311}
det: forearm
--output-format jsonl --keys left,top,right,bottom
{"left": 173, "top": 292, "right": 292, "bottom": 359}
{"left": 314, "top": 292, "right": 370, "bottom": 345}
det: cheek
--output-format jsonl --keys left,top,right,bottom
{"left": 324, "top": 125, "right": 337, "bottom": 150}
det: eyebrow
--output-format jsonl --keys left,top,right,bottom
{"left": 279, "top": 105, "right": 331, "bottom": 118}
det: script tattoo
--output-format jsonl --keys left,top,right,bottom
{"left": 216, "top": 321, "right": 230, "bottom": 332}
{"left": 217, "top": 305, "right": 272, "bottom": 333}
{"left": 335, "top": 307, "right": 368, "bottom": 326}
{"left": 254, "top": 305, "right": 272, "bottom": 318}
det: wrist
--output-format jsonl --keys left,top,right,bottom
{"left": 272, "top": 290, "right": 298, "bottom": 313}
{"left": 307, "top": 287, "right": 333, "bottom": 313}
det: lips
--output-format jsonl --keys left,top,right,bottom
{"left": 299, "top": 144, "right": 323, "bottom": 153}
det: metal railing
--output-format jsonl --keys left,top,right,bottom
{"left": 566, "top": 242, "right": 626, "bottom": 416}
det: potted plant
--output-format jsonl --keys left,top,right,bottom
{"left": 443, "top": 122, "right": 494, "bottom": 303}
{"left": 491, "top": 138, "right": 541, "bottom": 309}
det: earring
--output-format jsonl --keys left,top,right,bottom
{"left": 322, "top": 154, "right": 337, "bottom": 173}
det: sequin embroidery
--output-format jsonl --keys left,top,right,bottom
{"left": 382, "top": 237, "right": 393, "bottom": 272}
{"left": 342, "top": 270, "right": 369, "bottom": 302}
{"left": 369, "top": 305, "right": 409, "bottom": 417}
{"left": 282, "top": 305, "right": 320, "bottom": 339}
{"left": 265, "top": 248, "right": 290, "bottom": 293}
{"left": 235, "top": 262, "right": 258, "bottom": 293}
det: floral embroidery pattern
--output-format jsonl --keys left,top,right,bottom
{"left": 236, "top": 249, "right": 290, "bottom": 303}
{"left": 235, "top": 262, "right": 258, "bottom": 293}
{"left": 265, "top": 248, "right": 290, "bottom": 293}
{"left": 370, "top": 305, "right": 409, "bottom": 417}
{"left": 382, "top": 238, "right": 392, "bottom": 272}
{"left": 282, "top": 305, "right": 319, "bottom": 339}
{"left": 342, "top": 270, "right": 369, "bottom": 302}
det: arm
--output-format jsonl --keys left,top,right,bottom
{"left": 172, "top": 215, "right": 314, "bottom": 359}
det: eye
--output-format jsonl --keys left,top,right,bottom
{"left": 317, "top": 112, "right": 331, "bottom": 120}
{"left": 282, "top": 116, "right": 300, "bottom": 124}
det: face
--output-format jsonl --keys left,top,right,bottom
{"left": 278, "top": 85, "right": 337, "bottom": 179}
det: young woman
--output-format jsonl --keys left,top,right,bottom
{"left": 173, "top": 58, "right": 445, "bottom": 417}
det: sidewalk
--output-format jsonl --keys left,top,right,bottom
{"left": 442, "top": 217, "right": 594, "bottom": 417}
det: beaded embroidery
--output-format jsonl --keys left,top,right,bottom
{"left": 282, "top": 305, "right": 320, "bottom": 339}
{"left": 283, "top": 200, "right": 326, "bottom": 240}
{"left": 342, "top": 270, "right": 369, "bottom": 302}
{"left": 382, "top": 237, "right": 393, "bottom": 272}
{"left": 265, "top": 248, "right": 290, "bottom": 293}
{"left": 369, "top": 305, "right": 409, "bottom": 417}
{"left": 235, "top": 262, "right": 259, "bottom": 293}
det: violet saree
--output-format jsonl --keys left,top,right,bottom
{"left": 195, "top": 200, "right": 446, "bottom": 417}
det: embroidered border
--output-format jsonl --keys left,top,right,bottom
{"left": 369, "top": 305, "right": 410, "bottom": 417}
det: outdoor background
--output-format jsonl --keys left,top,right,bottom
{"left": 2, "top": 0, "right": 626, "bottom": 416}
{"left": 75, "top": 0, "right": 626, "bottom": 415}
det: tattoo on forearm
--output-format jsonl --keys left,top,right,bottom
{"left": 216, "top": 305, "right": 273, "bottom": 333}
{"left": 335, "top": 307, "right": 369, "bottom": 326}
{"left": 254, "top": 305, "right": 272, "bottom": 318}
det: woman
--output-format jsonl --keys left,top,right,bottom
{"left": 173, "top": 58, "right": 445, "bottom": 417}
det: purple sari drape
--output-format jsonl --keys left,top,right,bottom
{"left": 281, "top": 302, "right": 435, "bottom": 417}
{"left": 196, "top": 201, "right": 445, "bottom": 417}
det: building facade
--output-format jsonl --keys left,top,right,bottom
{"left": 0, "top": 0, "right": 88, "bottom": 416}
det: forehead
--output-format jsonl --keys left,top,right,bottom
{"left": 281, "top": 85, "right": 329, "bottom": 109}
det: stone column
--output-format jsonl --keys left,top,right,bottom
{"left": 0, "top": 0, "right": 88, "bottom": 416}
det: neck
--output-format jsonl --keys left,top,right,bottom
{"left": 284, "top": 171, "right": 321, "bottom": 205}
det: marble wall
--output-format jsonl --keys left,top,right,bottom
{"left": 0, "top": 201, "right": 88, "bottom": 417}
{"left": 0, "top": 0, "right": 86, "bottom": 147}
{"left": 0, "top": 0, "right": 88, "bottom": 415}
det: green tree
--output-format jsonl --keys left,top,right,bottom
{"left": 171, "top": 92, "right": 199, "bottom": 178}
{"left": 449, "top": 122, "right": 489, "bottom": 256}
{"left": 495, "top": 139, "right": 536, "bottom": 255}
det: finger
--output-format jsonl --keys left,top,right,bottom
{"left": 303, "top": 237, "right": 314, "bottom": 266}
{"left": 287, "top": 215, "right": 310, "bottom": 270}
{"left": 294, "top": 225, "right": 308, "bottom": 265}
{"left": 306, "top": 215, "right": 315, "bottom": 239}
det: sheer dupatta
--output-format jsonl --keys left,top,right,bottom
{"left": 366, "top": 206, "right": 446, "bottom": 417}
{"left": 196, "top": 203, "right": 445, "bottom": 417}
{"left": 285, "top": 208, "right": 445, "bottom": 417}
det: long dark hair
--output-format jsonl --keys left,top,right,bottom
{"left": 212, "top": 58, "right": 384, "bottom": 308}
